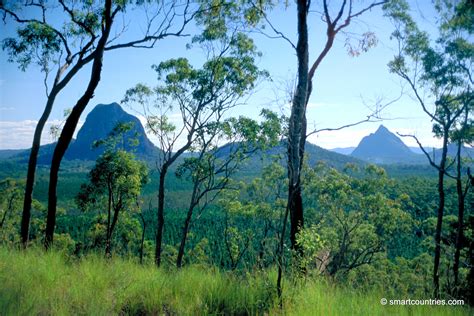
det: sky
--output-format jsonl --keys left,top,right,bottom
{"left": 0, "top": 0, "right": 445, "bottom": 150}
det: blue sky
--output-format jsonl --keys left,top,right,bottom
{"left": 0, "top": 1, "right": 442, "bottom": 150}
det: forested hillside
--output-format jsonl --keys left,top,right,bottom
{"left": 0, "top": 0, "right": 472, "bottom": 315}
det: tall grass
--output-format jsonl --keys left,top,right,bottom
{"left": 0, "top": 247, "right": 471, "bottom": 315}
{"left": 282, "top": 279, "right": 470, "bottom": 316}
{"left": 0, "top": 247, "right": 274, "bottom": 315}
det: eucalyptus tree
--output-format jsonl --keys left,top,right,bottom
{"left": 77, "top": 150, "right": 148, "bottom": 257}
{"left": 1, "top": 0, "right": 198, "bottom": 248}
{"left": 123, "top": 31, "right": 266, "bottom": 266}
{"left": 385, "top": 0, "right": 473, "bottom": 297}
{"left": 452, "top": 104, "right": 473, "bottom": 291}
{"left": 77, "top": 123, "right": 148, "bottom": 257}
{"left": 252, "top": 0, "right": 387, "bottom": 299}
{"left": 250, "top": 0, "right": 387, "bottom": 254}
{"left": 175, "top": 110, "right": 282, "bottom": 268}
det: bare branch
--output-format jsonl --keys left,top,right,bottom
{"left": 397, "top": 68, "right": 441, "bottom": 123}
{"left": 306, "top": 91, "right": 402, "bottom": 136}
{"left": 105, "top": 1, "right": 197, "bottom": 51}
{"left": 351, "top": 1, "right": 386, "bottom": 19}
{"left": 332, "top": 0, "right": 348, "bottom": 27}
{"left": 323, "top": 0, "right": 331, "bottom": 25}
{"left": 248, "top": 0, "right": 296, "bottom": 50}
{"left": 307, "top": 117, "right": 381, "bottom": 137}
{"left": 397, "top": 133, "right": 440, "bottom": 170}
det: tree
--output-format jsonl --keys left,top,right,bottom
{"left": 0, "top": 179, "right": 23, "bottom": 244}
{"left": 304, "top": 164, "right": 413, "bottom": 277}
{"left": 1, "top": 0, "right": 197, "bottom": 248}
{"left": 123, "top": 30, "right": 266, "bottom": 266}
{"left": 259, "top": 0, "right": 386, "bottom": 254}
{"left": 452, "top": 104, "right": 473, "bottom": 291}
{"left": 254, "top": 0, "right": 386, "bottom": 299}
{"left": 77, "top": 125, "right": 148, "bottom": 257}
{"left": 175, "top": 110, "right": 282, "bottom": 268}
{"left": 385, "top": 0, "right": 473, "bottom": 297}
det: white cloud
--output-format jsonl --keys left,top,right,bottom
{"left": 135, "top": 113, "right": 188, "bottom": 149}
{"left": 0, "top": 120, "right": 84, "bottom": 150}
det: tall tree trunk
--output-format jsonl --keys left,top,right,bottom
{"left": 154, "top": 143, "right": 193, "bottom": 267}
{"left": 45, "top": 1, "right": 113, "bottom": 249}
{"left": 433, "top": 131, "right": 449, "bottom": 298}
{"left": 277, "top": 203, "right": 290, "bottom": 304}
{"left": 176, "top": 182, "right": 199, "bottom": 268}
{"left": 105, "top": 206, "right": 120, "bottom": 257}
{"left": 0, "top": 195, "right": 15, "bottom": 229}
{"left": 106, "top": 186, "right": 112, "bottom": 257}
{"left": 176, "top": 208, "right": 193, "bottom": 268}
{"left": 105, "top": 236, "right": 112, "bottom": 257}
{"left": 20, "top": 88, "right": 59, "bottom": 247}
{"left": 155, "top": 168, "right": 167, "bottom": 267}
{"left": 287, "top": 0, "right": 309, "bottom": 254}
{"left": 453, "top": 139, "right": 466, "bottom": 290}
{"left": 139, "top": 213, "right": 146, "bottom": 265}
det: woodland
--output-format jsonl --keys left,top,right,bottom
{"left": 0, "top": 0, "right": 473, "bottom": 315}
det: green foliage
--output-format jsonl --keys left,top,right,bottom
{"left": 77, "top": 150, "right": 148, "bottom": 212}
{"left": 0, "top": 179, "right": 23, "bottom": 244}
{"left": 304, "top": 164, "right": 416, "bottom": 275}
{"left": 2, "top": 21, "right": 61, "bottom": 72}
{"left": 92, "top": 121, "right": 139, "bottom": 150}
{"left": 385, "top": 0, "right": 473, "bottom": 134}
{"left": 76, "top": 143, "right": 148, "bottom": 255}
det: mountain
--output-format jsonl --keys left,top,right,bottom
{"left": 409, "top": 146, "right": 436, "bottom": 155}
{"left": 436, "top": 143, "right": 474, "bottom": 159}
{"left": 329, "top": 147, "right": 355, "bottom": 155}
{"left": 410, "top": 145, "right": 473, "bottom": 160}
{"left": 0, "top": 149, "right": 25, "bottom": 160}
{"left": 215, "top": 140, "right": 365, "bottom": 174}
{"left": 14, "top": 103, "right": 159, "bottom": 163}
{"left": 65, "top": 103, "right": 158, "bottom": 160}
{"left": 351, "top": 125, "right": 424, "bottom": 164}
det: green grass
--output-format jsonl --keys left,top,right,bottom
{"left": 0, "top": 247, "right": 275, "bottom": 315}
{"left": 0, "top": 247, "right": 471, "bottom": 315}
{"left": 283, "top": 279, "right": 470, "bottom": 316}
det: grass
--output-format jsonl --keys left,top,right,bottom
{"left": 283, "top": 279, "right": 470, "bottom": 316}
{"left": 0, "top": 247, "right": 471, "bottom": 315}
{"left": 0, "top": 247, "right": 275, "bottom": 315}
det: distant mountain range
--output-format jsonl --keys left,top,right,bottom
{"left": 2, "top": 106, "right": 471, "bottom": 168}
{"left": 3, "top": 103, "right": 362, "bottom": 170}
{"left": 329, "top": 147, "right": 356, "bottom": 155}
{"left": 329, "top": 145, "right": 436, "bottom": 156}
{"left": 214, "top": 140, "right": 366, "bottom": 173}
{"left": 329, "top": 125, "right": 473, "bottom": 165}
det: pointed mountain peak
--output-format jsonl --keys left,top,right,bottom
{"left": 66, "top": 102, "right": 158, "bottom": 160}
{"left": 351, "top": 125, "right": 421, "bottom": 164}
{"left": 375, "top": 125, "right": 390, "bottom": 134}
